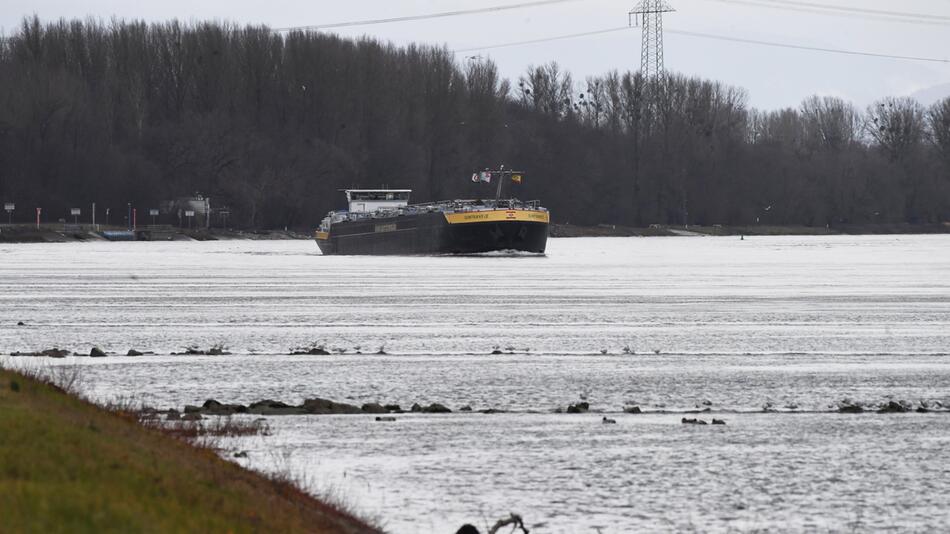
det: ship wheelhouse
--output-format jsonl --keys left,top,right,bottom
{"left": 345, "top": 189, "right": 411, "bottom": 213}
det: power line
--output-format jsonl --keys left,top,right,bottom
{"left": 453, "top": 25, "right": 950, "bottom": 64}
{"left": 695, "top": 0, "right": 950, "bottom": 26}
{"left": 272, "top": 0, "right": 580, "bottom": 32}
{"left": 738, "top": 0, "right": 950, "bottom": 21}
{"left": 667, "top": 28, "right": 950, "bottom": 63}
{"left": 453, "top": 27, "right": 633, "bottom": 52}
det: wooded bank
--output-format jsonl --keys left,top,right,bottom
{"left": 1, "top": 18, "right": 948, "bottom": 229}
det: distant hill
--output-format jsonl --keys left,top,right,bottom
{"left": 910, "top": 83, "right": 950, "bottom": 106}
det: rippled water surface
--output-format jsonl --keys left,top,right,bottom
{"left": 3, "top": 235, "right": 950, "bottom": 532}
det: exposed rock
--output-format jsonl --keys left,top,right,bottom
{"left": 423, "top": 403, "right": 452, "bottom": 413}
{"left": 624, "top": 406, "right": 642, "bottom": 414}
{"left": 917, "top": 406, "right": 930, "bottom": 413}
{"left": 233, "top": 451, "right": 248, "bottom": 458}
{"left": 202, "top": 399, "right": 248, "bottom": 415}
{"left": 478, "top": 408, "right": 506, "bottom": 414}
{"left": 16, "top": 321, "right": 25, "bottom": 326}
{"left": 89, "top": 347, "right": 107, "bottom": 357}
{"left": 701, "top": 400, "right": 713, "bottom": 406}
{"left": 361, "top": 402, "right": 388, "bottom": 414}
{"left": 838, "top": 404, "right": 865, "bottom": 414}
{"left": 290, "top": 346, "right": 330, "bottom": 355}
{"left": 181, "top": 413, "right": 202, "bottom": 421}
{"left": 682, "top": 418, "right": 708, "bottom": 425}
{"left": 127, "top": 349, "right": 144, "bottom": 356}
{"left": 712, "top": 419, "right": 726, "bottom": 425}
{"left": 383, "top": 404, "right": 402, "bottom": 412}
{"left": 301, "top": 397, "right": 362, "bottom": 415}
{"left": 207, "top": 346, "right": 231, "bottom": 356}
{"left": 459, "top": 405, "right": 473, "bottom": 412}
{"left": 410, "top": 403, "right": 423, "bottom": 412}
{"left": 602, "top": 416, "right": 616, "bottom": 424}
{"left": 248, "top": 399, "right": 304, "bottom": 415}
{"left": 490, "top": 350, "right": 503, "bottom": 355}
{"left": 877, "top": 401, "right": 908, "bottom": 414}
{"left": 375, "top": 416, "right": 396, "bottom": 422}
{"left": 456, "top": 524, "right": 481, "bottom": 534}
{"left": 566, "top": 402, "right": 590, "bottom": 414}
{"left": 166, "top": 410, "right": 181, "bottom": 421}
{"left": 183, "top": 405, "right": 201, "bottom": 414}
{"left": 42, "top": 348, "right": 69, "bottom": 358}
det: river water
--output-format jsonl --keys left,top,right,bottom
{"left": 2, "top": 235, "right": 950, "bottom": 532}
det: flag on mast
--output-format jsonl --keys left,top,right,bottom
{"left": 471, "top": 171, "right": 492, "bottom": 183}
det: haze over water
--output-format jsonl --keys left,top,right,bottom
{"left": 3, "top": 236, "right": 950, "bottom": 532}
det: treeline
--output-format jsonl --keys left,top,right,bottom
{"left": 0, "top": 17, "right": 948, "bottom": 228}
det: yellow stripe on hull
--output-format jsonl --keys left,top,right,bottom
{"left": 315, "top": 231, "right": 329, "bottom": 240}
{"left": 443, "top": 210, "right": 550, "bottom": 224}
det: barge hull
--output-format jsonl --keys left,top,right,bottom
{"left": 316, "top": 210, "right": 548, "bottom": 255}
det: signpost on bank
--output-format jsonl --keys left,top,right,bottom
{"left": 4, "top": 203, "right": 13, "bottom": 224}
{"left": 149, "top": 208, "right": 159, "bottom": 226}
{"left": 70, "top": 208, "right": 81, "bottom": 224}
{"left": 185, "top": 210, "right": 195, "bottom": 229}
{"left": 36, "top": 208, "right": 41, "bottom": 228}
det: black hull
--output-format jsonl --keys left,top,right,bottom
{"left": 316, "top": 211, "right": 548, "bottom": 255}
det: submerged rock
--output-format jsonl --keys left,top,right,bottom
{"left": 375, "top": 416, "right": 396, "bottom": 422}
{"left": 602, "top": 417, "right": 616, "bottom": 424}
{"left": 712, "top": 419, "right": 726, "bottom": 425}
{"left": 459, "top": 405, "right": 473, "bottom": 412}
{"left": 682, "top": 418, "right": 708, "bottom": 425}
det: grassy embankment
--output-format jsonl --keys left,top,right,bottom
{"left": 0, "top": 368, "right": 379, "bottom": 534}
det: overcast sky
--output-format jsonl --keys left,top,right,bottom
{"left": 2, "top": 0, "right": 948, "bottom": 110}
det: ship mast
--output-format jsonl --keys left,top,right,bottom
{"left": 491, "top": 165, "right": 525, "bottom": 203}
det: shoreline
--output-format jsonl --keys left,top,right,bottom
{"left": 550, "top": 222, "right": 950, "bottom": 237}
{"left": 3, "top": 222, "right": 949, "bottom": 243}
{"left": 0, "top": 367, "right": 381, "bottom": 534}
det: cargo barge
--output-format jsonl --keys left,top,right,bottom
{"left": 315, "top": 169, "right": 549, "bottom": 255}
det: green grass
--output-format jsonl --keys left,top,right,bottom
{"left": 0, "top": 369, "right": 379, "bottom": 534}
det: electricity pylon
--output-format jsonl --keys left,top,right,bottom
{"left": 629, "top": 0, "right": 675, "bottom": 78}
